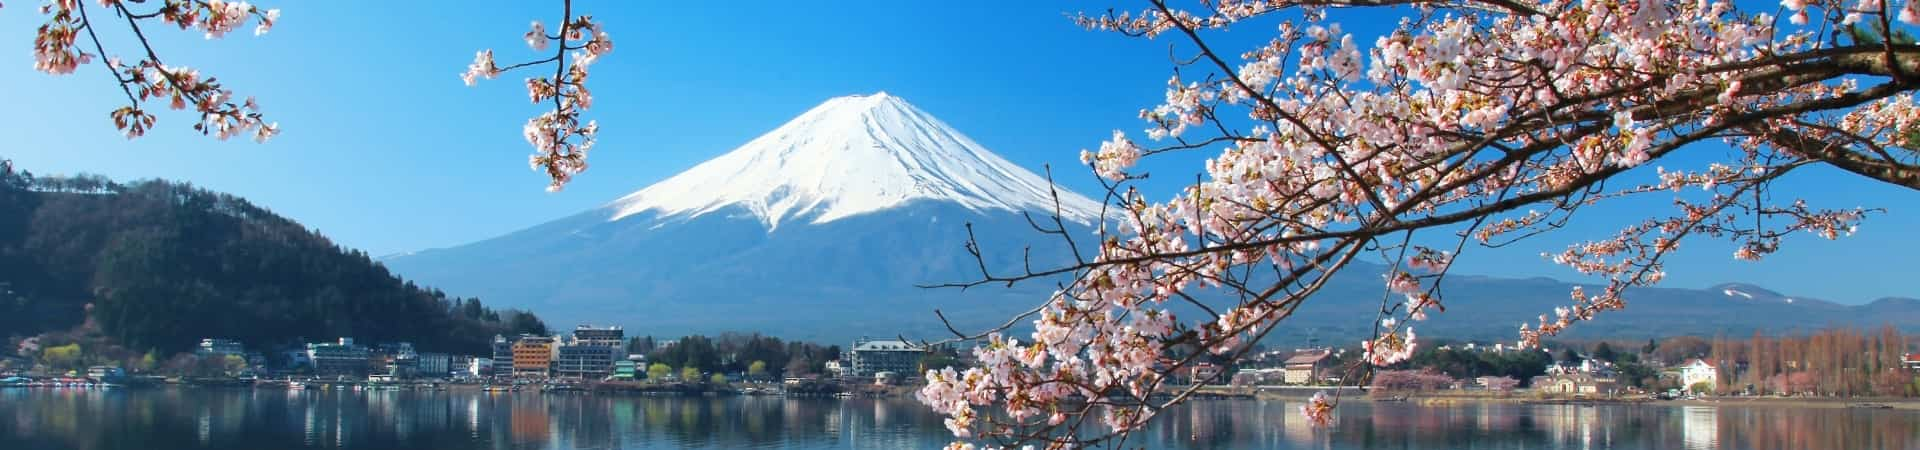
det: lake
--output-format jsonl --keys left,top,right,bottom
{"left": 2, "top": 388, "right": 1916, "bottom": 449}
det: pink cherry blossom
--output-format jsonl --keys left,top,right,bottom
{"left": 460, "top": 7, "right": 612, "bottom": 191}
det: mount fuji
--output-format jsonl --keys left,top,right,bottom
{"left": 384, "top": 93, "right": 1107, "bottom": 342}
{"left": 385, "top": 92, "right": 1920, "bottom": 344}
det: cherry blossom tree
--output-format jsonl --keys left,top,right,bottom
{"left": 919, "top": 0, "right": 1920, "bottom": 447}
{"left": 1483, "top": 375, "right": 1521, "bottom": 392}
{"left": 22, "top": 0, "right": 612, "bottom": 192}
{"left": 1371, "top": 369, "right": 1456, "bottom": 391}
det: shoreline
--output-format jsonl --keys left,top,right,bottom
{"left": 1247, "top": 388, "right": 1920, "bottom": 410}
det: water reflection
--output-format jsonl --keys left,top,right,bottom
{"left": 2, "top": 389, "right": 1917, "bottom": 449}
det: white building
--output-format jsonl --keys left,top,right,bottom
{"left": 469, "top": 358, "right": 494, "bottom": 378}
{"left": 824, "top": 360, "right": 844, "bottom": 378}
{"left": 1679, "top": 359, "right": 1718, "bottom": 392}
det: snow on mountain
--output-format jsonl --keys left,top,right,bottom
{"left": 605, "top": 92, "right": 1104, "bottom": 230}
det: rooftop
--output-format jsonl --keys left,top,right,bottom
{"left": 852, "top": 340, "right": 922, "bottom": 352}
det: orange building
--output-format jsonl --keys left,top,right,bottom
{"left": 511, "top": 336, "right": 556, "bottom": 378}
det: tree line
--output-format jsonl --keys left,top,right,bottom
{"left": 639, "top": 332, "right": 843, "bottom": 381}
{"left": 1707, "top": 326, "right": 1913, "bottom": 397}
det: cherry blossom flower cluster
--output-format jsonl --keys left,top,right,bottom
{"left": 929, "top": 0, "right": 1918, "bottom": 446}
{"left": 32, "top": 0, "right": 279, "bottom": 141}
{"left": 1300, "top": 391, "right": 1335, "bottom": 427}
{"left": 462, "top": 5, "right": 613, "bottom": 192}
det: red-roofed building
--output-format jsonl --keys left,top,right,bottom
{"left": 1904, "top": 353, "right": 1920, "bottom": 371}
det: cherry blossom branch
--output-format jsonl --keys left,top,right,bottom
{"left": 33, "top": 0, "right": 279, "bottom": 141}
{"left": 461, "top": 0, "right": 613, "bottom": 192}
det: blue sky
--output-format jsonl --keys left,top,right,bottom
{"left": 2, "top": 2, "right": 1913, "bottom": 304}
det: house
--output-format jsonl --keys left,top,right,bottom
{"left": 848, "top": 338, "right": 924, "bottom": 378}
{"left": 1679, "top": 359, "right": 1718, "bottom": 392}
{"left": 1283, "top": 350, "right": 1334, "bottom": 385}
{"left": 1534, "top": 372, "right": 1619, "bottom": 397}
{"left": 824, "top": 360, "right": 845, "bottom": 379}
{"left": 1904, "top": 353, "right": 1920, "bottom": 371}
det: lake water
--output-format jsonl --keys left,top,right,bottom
{"left": 2, "top": 388, "right": 1917, "bottom": 449}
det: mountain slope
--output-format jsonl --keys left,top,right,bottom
{"left": 0, "top": 166, "right": 550, "bottom": 355}
{"left": 386, "top": 93, "right": 1920, "bottom": 344}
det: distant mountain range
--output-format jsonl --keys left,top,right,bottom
{"left": 382, "top": 93, "right": 1920, "bottom": 345}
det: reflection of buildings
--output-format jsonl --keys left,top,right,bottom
{"left": 511, "top": 405, "right": 551, "bottom": 444}
{"left": 1538, "top": 404, "right": 1602, "bottom": 446}
{"left": 1682, "top": 406, "right": 1718, "bottom": 450}
{"left": 1280, "top": 401, "right": 1314, "bottom": 446}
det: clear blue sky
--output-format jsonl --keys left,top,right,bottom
{"left": 2, "top": 2, "right": 1913, "bottom": 303}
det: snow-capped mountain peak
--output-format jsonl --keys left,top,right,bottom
{"left": 605, "top": 92, "right": 1105, "bottom": 229}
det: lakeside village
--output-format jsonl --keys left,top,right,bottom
{"left": 5, "top": 324, "right": 1920, "bottom": 404}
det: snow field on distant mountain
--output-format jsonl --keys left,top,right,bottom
{"left": 605, "top": 92, "right": 1105, "bottom": 230}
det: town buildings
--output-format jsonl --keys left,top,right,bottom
{"left": 555, "top": 326, "right": 623, "bottom": 380}
{"left": 848, "top": 338, "right": 923, "bottom": 378}
{"left": 492, "top": 335, "right": 516, "bottom": 367}
{"left": 512, "top": 336, "right": 557, "bottom": 379}
{"left": 555, "top": 345, "right": 619, "bottom": 379}
{"left": 307, "top": 338, "right": 371, "bottom": 378}
{"left": 418, "top": 353, "right": 451, "bottom": 379}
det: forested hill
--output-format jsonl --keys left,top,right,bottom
{"left": 0, "top": 160, "right": 548, "bottom": 356}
